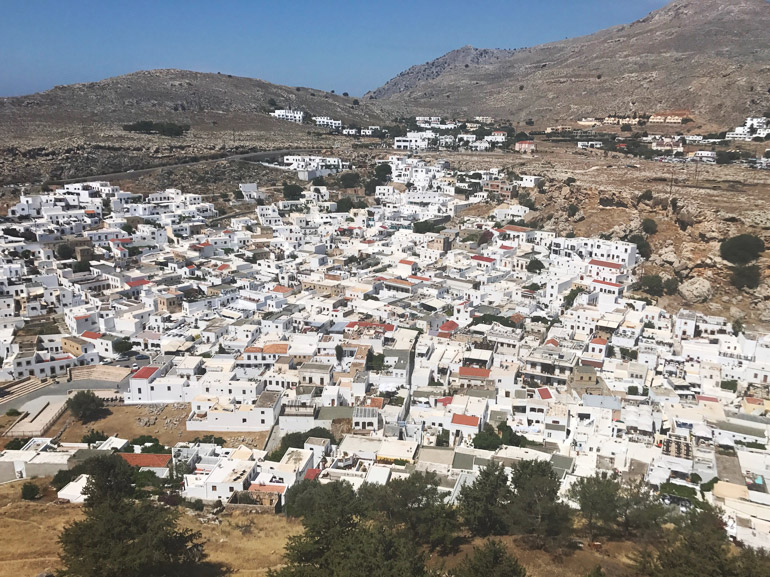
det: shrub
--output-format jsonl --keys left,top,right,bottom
{"left": 5, "top": 437, "right": 30, "bottom": 450}
{"left": 663, "top": 277, "right": 679, "bottom": 295}
{"left": 731, "top": 265, "right": 761, "bottom": 289}
{"left": 82, "top": 429, "right": 108, "bottom": 445}
{"left": 628, "top": 234, "right": 651, "bottom": 259}
{"left": 720, "top": 380, "right": 738, "bottom": 392}
{"left": 526, "top": 259, "right": 545, "bottom": 273}
{"left": 642, "top": 218, "right": 658, "bottom": 235}
{"left": 638, "top": 190, "right": 654, "bottom": 203}
{"left": 565, "top": 177, "right": 576, "bottom": 185}
{"left": 639, "top": 274, "right": 664, "bottom": 296}
{"left": 567, "top": 204, "right": 579, "bottom": 217}
{"left": 5, "top": 408, "right": 21, "bottom": 417}
{"left": 66, "top": 390, "right": 106, "bottom": 423}
{"left": 720, "top": 234, "right": 765, "bottom": 265}
{"left": 21, "top": 482, "right": 40, "bottom": 501}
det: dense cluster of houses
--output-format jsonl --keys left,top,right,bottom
{"left": 1, "top": 156, "right": 769, "bottom": 547}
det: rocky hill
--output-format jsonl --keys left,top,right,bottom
{"left": 366, "top": 0, "right": 770, "bottom": 126}
{"left": 0, "top": 69, "right": 383, "bottom": 184}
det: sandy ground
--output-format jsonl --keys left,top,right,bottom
{"left": 46, "top": 404, "right": 270, "bottom": 449}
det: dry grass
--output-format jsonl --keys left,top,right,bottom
{"left": 181, "top": 510, "right": 302, "bottom": 575}
{"left": 49, "top": 404, "right": 270, "bottom": 449}
{"left": 0, "top": 477, "right": 301, "bottom": 577}
{"left": 0, "top": 478, "right": 83, "bottom": 577}
{"left": 0, "top": 476, "right": 641, "bottom": 577}
{"left": 430, "top": 535, "right": 635, "bottom": 577}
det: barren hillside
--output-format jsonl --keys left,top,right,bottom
{"left": 367, "top": 0, "right": 770, "bottom": 126}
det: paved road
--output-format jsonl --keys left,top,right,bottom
{"left": 44, "top": 148, "right": 323, "bottom": 186}
{"left": 3, "top": 357, "right": 152, "bottom": 411}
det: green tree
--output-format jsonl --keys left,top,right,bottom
{"left": 731, "top": 264, "right": 761, "bottom": 289}
{"left": 73, "top": 259, "right": 91, "bottom": 273}
{"left": 334, "top": 344, "right": 344, "bottom": 363}
{"left": 720, "top": 234, "right": 765, "bottom": 265}
{"left": 336, "top": 196, "right": 354, "bottom": 212}
{"left": 113, "top": 338, "right": 133, "bottom": 354}
{"left": 338, "top": 172, "right": 361, "bottom": 188}
{"left": 268, "top": 427, "right": 336, "bottom": 462}
{"left": 617, "top": 479, "right": 668, "bottom": 539}
{"left": 498, "top": 422, "right": 529, "bottom": 447}
{"left": 629, "top": 234, "right": 652, "bottom": 259}
{"left": 639, "top": 274, "right": 664, "bottom": 297}
{"left": 568, "top": 472, "right": 620, "bottom": 540}
{"left": 473, "top": 424, "right": 503, "bottom": 451}
{"left": 644, "top": 507, "right": 735, "bottom": 577}
{"left": 83, "top": 453, "right": 136, "bottom": 508}
{"left": 663, "top": 277, "right": 679, "bottom": 295}
{"left": 56, "top": 243, "right": 75, "bottom": 260}
{"left": 374, "top": 163, "right": 392, "bottom": 183}
{"left": 642, "top": 218, "right": 658, "bottom": 235}
{"left": 452, "top": 540, "right": 527, "bottom": 577}
{"left": 67, "top": 390, "right": 107, "bottom": 423}
{"left": 81, "top": 429, "right": 108, "bottom": 445}
{"left": 458, "top": 462, "right": 513, "bottom": 537}
{"left": 282, "top": 182, "right": 304, "bottom": 201}
{"left": 526, "top": 259, "right": 545, "bottom": 274}
{"left": 21, "top": 481, "right": 40, "bottom": 500}
{"left": 59, "top": 499, "right": 203, "bottom": 577}
{"left": 508, "top": 459, "right": 572, "bottom": 546}
{"left": 359, "top": 472, "right": 460, "bottom": 553}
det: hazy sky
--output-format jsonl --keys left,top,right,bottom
{"left": 0, "top": 0, "right": 669, "bottom": 97}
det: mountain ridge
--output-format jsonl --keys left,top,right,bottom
{"left": 365, "top": 0, "right": 770, "bottom": 125}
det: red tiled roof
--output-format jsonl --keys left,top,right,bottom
{"left": 591, "top": 338, "right": 608, "bottom": 345}
{"left": 399, "top": 259, "right": 416, "bottom": 265}
{"left": 132, "top": 366, "right": 159, "bottom": 380}
{"left": 437, "top": 396, "right": 453, "bottom": 407}
{"left": 451, "top": 413, "right": 480, "bottom": 427}
{"left": 458, "top": 366, "right": 491, "bottom": 379}
{"left": 408, "top": 275, "right": 431, "bottom": 282}
{"left": 588, "top": 259, "right": 622, "bottom": 270}
{"left": 248, "top": 483, "right": 287, "bottom": 494}
{"left": 471, "top": 255, "right": 495, "bottom": 263}
{"left": 366, "top": 397, "right": 386, "bottom": 410}
{"left": 593, "top": 279, "right": 622, "bottom": 288}
{"left": 81, "top": 331, "right": 102, "bottom": 340}
{"left": 126, "top": 279, "right": 150, "bottom": 288}
{"left": 217, "top": 264, "right": 229, "bottom": 271}
{"left": 439, "top": 320, "right": 459, "bottom": 332}
{"left": 499, "top": 245, "right": 514, "bottom": 250}
{"left": 545, "top": 338, "right": 559, "bottom": 347}
{"left": 263, "top": 343, "right": 289, "bottom": 354}
{"left": 537, "top": 387, "right": 553, "bottom": 400}
{"left": 696, "top": 395, "right": 719, "bottom": 403}
{"left": 304, "top": 468, "right": 321, "bottom": 481}
{"left": 120, "top": 453, "right": 171, "bottom": 468}
{"left": 273, "top": 285, "right": 293, "bottom": 293}
{"left": 503, "top": 225, "right": 531, "bottom": 233}
{"left": 74, "top": 315, "right": 91, "bottom": 320}
{"left": 746, "top": 397, "right": 764, "bottom": 405}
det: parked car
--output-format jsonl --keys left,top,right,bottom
{"left": 135, "top": 354, "right": 149, "bottom": 360}
{"left": 131, "top": 363, "right": 139, "bottom": 372}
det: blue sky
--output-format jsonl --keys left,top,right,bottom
{"left": 0, "top": 0, "right": 669, "bottom": 97}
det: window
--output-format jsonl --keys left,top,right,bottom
{"left": 261, "top": 419, "right": 265, "bottom": 424}
{"left": 242, "top": 418, "right": 247, "bottom": 423}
